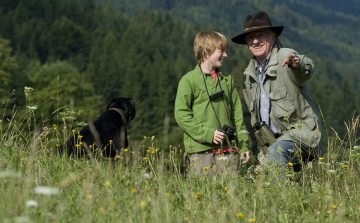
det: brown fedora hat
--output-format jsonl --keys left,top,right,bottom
{"left": 231, "top": 11, "right": 284, "bottom": 45}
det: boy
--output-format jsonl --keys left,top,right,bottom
{"left": 174, "top": 31, "right": 250, "bottom": 177}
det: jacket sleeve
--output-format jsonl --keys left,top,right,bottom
{"left": 174, "top": 77, "right": 214, "bottom": 144}
{"left": 281, "top": 48, "right": 315, "bottom": 86}
{"left": 229, "top": 76, "right": 250, "bottom": 152}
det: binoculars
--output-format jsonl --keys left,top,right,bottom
{"left": 252, "top": 121, "right": 277, "bottom": 154}
{"left": 218, "top": 125, "right": 236, "bottom": 141}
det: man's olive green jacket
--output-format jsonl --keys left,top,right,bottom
{"left": 242, "top": 47, "right": 322, "bottom": 157}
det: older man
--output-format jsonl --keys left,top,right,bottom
{"left": 231, "top": 11, "right": 322, "bottom": 176}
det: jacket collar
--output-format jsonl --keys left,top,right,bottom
{"left": 244, "top": 47, "right": 279, "bottom": 81}
{"left": 266, "top": 47, "right": 280, "bottom": 77}
{"left": 195, "top": 64, "right": 224, "bottom": 80}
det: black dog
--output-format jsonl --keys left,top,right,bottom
{"left": 61, "top": 97, "right": 136, "bottom": 158}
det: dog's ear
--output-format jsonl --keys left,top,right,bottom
{"left": 126, "top": 97, "right": 136, "bottom": 120}
{"left": 106, "top": 98, "right": 117, "bottom": 110}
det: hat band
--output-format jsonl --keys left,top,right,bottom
{"left": 244, "top": 25, "right": 271, "bottom": 31}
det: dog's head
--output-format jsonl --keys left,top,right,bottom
{"left": 106, "top": 97, "right": 136, "bottom": 124}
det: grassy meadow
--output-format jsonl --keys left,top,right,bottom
{"left": 1, "top": 89, "right": 360, "bottom": 223}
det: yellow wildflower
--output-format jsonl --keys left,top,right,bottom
{"left": 195, "top": 192, "right": 200, "bottom": 199}
{"left": 144, "top": 157, "right": 149, "bottom": 161}
{"left": 288, "top": 162, "right": 293, "bottom": 167}
{"left": 146, "top": 149, "right": 150, "bottom": 153}
{"left": 140, "top": 200, "right": 147, "bottom": 208}
{"left": 56, "top": 144, "right": 60, "bottom": 147}
{"left": 124, "top": 149, "right": 129, "bottom": 152}
{"left": 78, "top": 135, "right": 83, "bottom": 138}
{"left": 109, "top": 140, "right": 113, "bottom": 143}
{"left": 236, "top": 213, "right": 244, "bottom": 218}
{"left": 99, "top": 207, "right": 105, "bottom": 213}
{"left": 224, "top": 186, "right": 228, "bottom": 191}
{"left": 86, "top": 195, "right": 93, "bottom": 199}
{"left": 131, "top": 189, "right": 136, "bottom": 193}
{"left": 332, "top": 205, "right": 337, "bottom": 209}
{"left": 248, "top": 218, "right": 256, "bottom": 222}
{"left": 72, "top": 129, "right": 76, "bottom": 133}
{"left": 319, "top": 157, "right": 324, "bottom": 161}
{"left": 151, "top": 136, "right": 155, "bottom": 140}
{"left": 326, "top": 210, "right": 332, "bottom": 214}
{"left": 116, "top": 155, "right": 121, "bottom": 159}
{"left": 143, "top": 136, "right": 147, "bottom": 139}
{"left": 342, "top": 164, "right": 349, "bottom": 168}
{"left": 104, "top": 181, "right": 111, "bottom": 187}
{"left": 203, "top": 166, "right": 209, "bottom": 170}
{"left": 184, "top": 217, "right": 189, "bottom": 221}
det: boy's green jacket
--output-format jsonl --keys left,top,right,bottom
{"left": 175, "top": 65, "right": 250, "bottom": 153}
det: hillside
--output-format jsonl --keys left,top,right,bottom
{"left": 99, "top": 0, "right": 360, "bottom": 65}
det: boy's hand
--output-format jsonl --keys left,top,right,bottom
{"left": 241, "top": 151, "right": 250, "bottom": 164}
{"left": 213, "top": 130, "right": 225, "bottom": 144}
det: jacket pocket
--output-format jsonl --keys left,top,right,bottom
{"left": 269, "top": 86, "right": 295, "bottom": 127}
{"left": 288, "top": 127, "right": 321, "bottom": 148}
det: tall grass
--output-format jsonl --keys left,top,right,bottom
{"left": 1, "top": 89, "right": 360, "bottom": 223}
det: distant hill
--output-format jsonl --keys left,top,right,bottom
{"left": 97, "top": 0, "right": 360, "bottom": 65}
{"left": 300, "top": 0, "right": 360, "bottom": 16}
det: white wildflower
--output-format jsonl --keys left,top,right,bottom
{"left": 0, "top": 170, "right": 22, "bottom": 178}
{"left": 27, "top": 106, "right": 38, "bottom": 110}
{"left": 143, "top": 173, "right": 150, "bottom": 179}
{"left": 24, "top": 86, "right": 34, "bottom": 91}
{"left": 34, "top": 186, "right": 59, "bottom": 196}
{"left": 26, "top": 200, "right": 38, "bottom": 208}
{"left": 327, "top": 170, "right": 337, "bottom": 174}
{"left": 217, "top": 156, "right": 228, "bottom": 161}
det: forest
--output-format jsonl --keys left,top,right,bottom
{"left": 0, "top": 0, "right": 359, "bottom": 149}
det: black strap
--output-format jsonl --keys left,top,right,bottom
{"left": 200, "top": 67, "right": 233, "bottom": 128}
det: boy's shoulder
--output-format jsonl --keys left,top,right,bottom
{"left": 181, "top": 66, "right": 201, "bottom": 80}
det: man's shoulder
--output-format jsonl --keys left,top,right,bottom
{"left": 244, "top": 59, "right": 256, "bottom": 74}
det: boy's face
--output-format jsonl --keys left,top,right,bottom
{"left": 206, "top": 47, "right": 227, "bottom": 68}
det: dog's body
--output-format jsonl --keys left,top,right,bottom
{"left": 61, "top": 97, "right": 136, "bottom": 158}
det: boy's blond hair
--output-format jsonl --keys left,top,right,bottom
{"left": 194, "top": 31, "right": 228, "bottom": 64}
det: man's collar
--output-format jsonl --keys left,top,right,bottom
{"left": 255, "top": 52, "right": 271, "bottom": 69}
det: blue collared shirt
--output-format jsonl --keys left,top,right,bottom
{"left": 255, "top": 54, "right": 279, "bottom": 134}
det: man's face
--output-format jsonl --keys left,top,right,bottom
{"left": 245, "top": 29, "right": 275, "bottom": 62}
